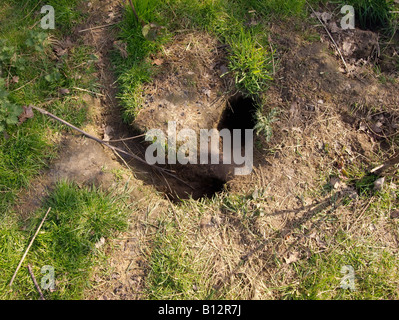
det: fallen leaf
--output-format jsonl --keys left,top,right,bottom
{"left": 284, "top": 251, "right": 300, "bottom": 264}
{"left": 95, "top": 237, "right": 105, "bottom": 249}
{"left": 390, "top": 210, "right": 399, "bottom": 219}
{"left": 328, "top": 21, "right": 340, "bottom": 33}
{"left": 53, "top": 46, "right": 68, "bottom": 57}
{"left": 103, "top": 125, "right": 113, "bottom": 142}
{"left": 60, "top": 37, "right": 73, "bottom": 49}
{"left": 113, "top": 41, "right": 128, "bottom": 59}
{"left": 374, "top": 177, "right": 385, "bottom": 191}
{"left": 321, "top": 12, "right": 332, "bottom": 23}
{"left": 142, "top": 23, "right": 164, "bottom": 41}
{"left": 11, "top": 76, "right": 19, "bottom": 84}
{"left": 152, "top": 58, "right": 164, "bottom": 66}
{"left": 59, "top": 88, "right": 70, "bottom": 95}
{"left": 371, "top": 121, "right": 383, "bottom": 133}
{"left": 220, "top": 64, "right": 229, "bottom": 75}
{"left": 358, "top": 122, "right": 367, "bottom": 131}
{"left": 18, "top": 105, "right": 35, "bottom": 124}
{"left": 330, "top": 177, "right": 341, "bottom": 189}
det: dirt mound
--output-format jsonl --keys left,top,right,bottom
{"left": 228, "top": 22, "right": 399, "bottom": 202}
{"left": 134, "top": 32, "right": 231, "bottom": 134}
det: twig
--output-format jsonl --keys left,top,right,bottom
{"left": 106, "top": 133, "right": 146, "bottom": 143}
{"left": 9, "top": 207, "right": 52, "bottom": 288}
{"left": 306, "top": 0, "right": 348, "bottom": 71}
{"left": 268, "top": 35, "right": 276, "bottom": 76}
{"left": 31, "top": 106, "right": 194, "bottom": 190}
{"left": 370, "top": 152, "right": 399, "bottom": 175}
{"left": 11, "top": 76, "right": 39, "bottom": 92}
{"left": 365, "top": 121, "right": 399, "bottom": 139}
{"left": 128, "top": 0, "right": 145, "bottom": 26}
{"left": 78, "top": 23, "right": 117, "bottom": 33}
{"left": 27, "top": 264, "right": 45, "bottom": 300}
{"left": 347, "top": 198, "right": 373, "bottom": 232}
{"left": 20, "top": 0, "right": 42, "bottom": 21}
{"left": 72, "top": 87, "right": 105, "bottom": 97}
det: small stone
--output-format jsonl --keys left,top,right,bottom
{"left": 374, "top": 177, "right": 385, "bottom": 191}
{"left": 330, "top": 177, "right": 340, "bottom": 189}
{"left": 59, "top": 88, "right": 70, "bottom": 95}
{"left": 95, "top": 237, "right": 105, "bottom": 249}
{"left": 220, "top": 65, "right": 228, "bottom": 74}
{"left": 252, "top": 188, "right": 259, "bottom": 200}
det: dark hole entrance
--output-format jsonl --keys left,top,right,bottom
{"left": 218, "top": 95, "right": 257, "bottom": 135}
{"left": 162, "top": 95, "right": 257, "bottom": 201}
{"left": 114, "top": 95, "right": 257, "bottom": 202}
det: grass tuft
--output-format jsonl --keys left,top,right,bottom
{"left": 0, "top": 181, "right": 129, "bottom": 300}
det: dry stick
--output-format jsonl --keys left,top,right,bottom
{"left": 370, "top": 152, "right": 399, "bottom": 175}
{"left": 9, "top": 207, "right": 52, "bottom": 288}
{"left": 106, "top": 133, "right": 147, "bottom": 142}
{"left": 27, "top": 264, "right": 45, "bottom": 300}
{"left": 78, "top": 23, "right": 117, "bottom": 33}
{"left": 72, "top": 87, "right": 105, "bottom": 97}
{"left": 348, "top": 197, "right": 373, "bottom": 232}
{"left": 306, "top": 0, "right": 348, "bottom": 72}
{"left": 31, "top": 106, "right": 194, "bottom": 190}
{"left": 128, "top": 0, "right": 145, "bottom": 26}
{"left": 268, "top": 35, "right": 276, "bottom": 76}
{"left": 11, "top": 76, "right": 39, "bottom": 92}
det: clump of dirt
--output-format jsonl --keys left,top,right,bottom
{"left": 311, "top": 8, "right": 398, "bottom": 74}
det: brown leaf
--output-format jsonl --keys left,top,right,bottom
{"left": 58, "top": 88, "right": 70, "bottom": 95}
{"left": 390, "top": 209, "right": 399, "bottom": 219}
{"left": 152, "top": 58, "right": 164, "bottom": 66}
{"left": 142, "top": 23, "right": 163, "bottom": 41}
{"left": 18, "top": 105, "right": 35, "bottom": 124}
{"left": 284, "top": 251, "right": 300, "bottom": 264}
{"left": 12, "top": 76, "right": 19, "bottom": 84}
{"left": 113, "top": 41, "right": 128, "bottom": 59}
{"left": 59, "top": 37, "right": 73, "bottom": 49}
{"left": 53, "top": 46, "right": 68, "bottom": 57}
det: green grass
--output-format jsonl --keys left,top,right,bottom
{"left": 287, "top": 240, "right": 399, "bottom": 299}
{"left": 276, "top": 166, "right": 399, "bottom": 300}
{"left": 0, "top": 181, "right": 129, "bottom": 300}
{"left": 0, "top": 0, "right": 99, "bottom": 214}
{"left": 339, "top": 0, "right": 395, "bottom": 31}
{"left": 146, "top": 221, "right": 204, "bottom": 300}
{"left": 111, "top": 0, "right": 168, "bottom": 121}
{"left": 226, "top": 28, "right": 274, "bottom": 96}
{"left": 143, "top": 163, "right": 399, "bottom": 300}
{"left": 281, "top": 181, "right": 399, "bottom": 300}
{"left": 0, "top": 0, "right": 131, "bottom": 300}
{"left": 0, "top": 123, "right": 55, "bottom": 212}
